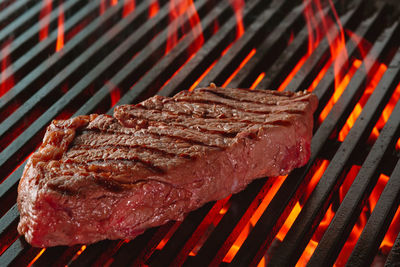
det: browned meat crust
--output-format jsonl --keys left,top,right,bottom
{"left": 17, "top": 87, "right": 318, "bottom": 247}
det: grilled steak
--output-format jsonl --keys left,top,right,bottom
{"left": 17, "top": 87, "right": 318, "bottom": 247}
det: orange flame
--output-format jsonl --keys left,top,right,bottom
{"left": 123, "top": 0, "right": 135, "bottom": 17}
{"left": 55, "top": 2, "right": 65, "bottom": 52}
{"left": 0, "top": 39, "right": 15, "bottom": 97}
{"left": 228, "top": 0, "right": 245, "bottom": 39}
{"left": 149, "top": 0, "right": 159, "bottom": 18}
{"left": 39, "top": 0, "right": 52, "bottom": 41}
{"left": 165, "top": 0, "right": 203, "bottom": 55}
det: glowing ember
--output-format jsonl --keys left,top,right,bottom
{"left": 0, "top": 39, "right": 15, "bottom": 97}
{"left": 228, "top": 0, "right": 245, "bottom": 39}
{"left": 338, "top": 63, "right": 387, "bottom": 141}
{"left": 148, "top": 0, "right": 159, "bottom": 18}
{"left": 99, "top": 0, "right": 106, "bottom": 15}
{"left": 370, "top": 83, "right": 400, "bottom": 147}
{"left": 319, "top": 59, "right": 361, "bottom": 123}
{"left": 27, "top": 248, "right": 46, "bottom": 267}
{"left": 250, "top": 72, "right": 265, "bottom": 90}
{"left": 39, "top": 0, "right": 52, "bottom": 41}
{"left": 165, "top": 0, "right": 203, "bottom": 55}
{"left": 123, "top": 0, "right": 135, "bottom": 17}
{"left": 55, "top": 2, "right": 65, "bottom": 52}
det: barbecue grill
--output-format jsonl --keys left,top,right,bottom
{"left": 0, "top": 0, "right": 399, "bottom": 266}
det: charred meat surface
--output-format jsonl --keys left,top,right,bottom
{"left": 17, "top": 87, "right": 318, "bottom": 247}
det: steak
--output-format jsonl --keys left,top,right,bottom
{"left": 17, "top": 86, "right": 318, "bottom": 247}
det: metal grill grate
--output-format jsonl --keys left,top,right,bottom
{"left": 0, "top": 0, "right": 399, "bottom": 266}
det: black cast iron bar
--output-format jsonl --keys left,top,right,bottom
{"left": 266, "top": 21, "right": 399, "bottom": 267}
{"left": 0, "top": 0, "right": 84, "bottom": 68}
{"left": 0, "top": 0, "right": 35, "bottom": 31}
{"left": 0, "top": 0, "right": 45, "bottom": 45}
{"left": 0, "top": 0, "right": 97, "bottom": 110}
{"left": 385, "top": 229, "right": 400, "bottom": 266}
{"left": 348, "top": 157, "right": 400, "bottom": 266}
{"left": 307, "top": 47, "right": 400, "bottom": 266}
{"left": 157, "top": 0, "right": 272, "bottom": 97}
{"left": 229, "top": 4, "right": 363, "bottom": 265}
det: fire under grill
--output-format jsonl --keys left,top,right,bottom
{"left": 0, "top": 0, "right": 399, "bottom": 266}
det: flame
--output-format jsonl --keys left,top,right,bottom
{"left": 222, "top": 49, "right": 256, "bottom": 87}
{"left": 55, "top": 2, "right": 65, "bottom": 52}
{"left": 228, "top": 0, "right": 245, "bottom": 39}
{"left": 165, "top": 0, "right": 203, "bottom": 55}
{"left": 250, "top": 72, "right": 265, "bottom": 90}
{"left": 148, "top": 0, "right": 159, "bottom": 18}
{"left": 0, "top": 39, "right": 15, "bottom": 97}
{"left": 27, "top": 248, "right": 46, "bottom": 267}
{"left": 123, "top": 0, "right": 135, "bottom": 17}
{"left": 39, "top": 0, "right": 52, "bottom": 41}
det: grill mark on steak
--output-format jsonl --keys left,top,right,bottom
{"left": 173, "top": 99, "right": 274, "bottom": 115}
{"left": 71, "top": 143, "right": 194, "bottom": 160}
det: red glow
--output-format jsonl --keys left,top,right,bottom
{"left": 105, "top": 81, "right": 121, "bottom": 106}
{"left": 165, "top": 0, "right": 204, "bottom": 55}
{"left": 27, "top": 248, "right": 46, "bottom": 267}
{"left": 39, "top": 0, "right": 52, "bottom": 41}
{"left": 319, "top": 59, "right": 361, "bottom": 122}
{"left": 370, "top": 83, "right": 400, "bottom": 148}
{"left": 100, "top": 0, "right": 105, "bottom": 15}
{"left": 55, "top": 2, "right": 64, "bottom": 52}
{"left": 222, "top": 48, "right": 256, "bottom": 87}
{"left": 224, "top": 176, "right": 287, "bottom": 263}
{"left": 111, "top": 0, "right": 118, "bottom": 6}
{"left": 148, "top": 0, "right": 159, "bottom": 18}
{"left": 250, "top": 72, "right": 265, "bottom": 90}
{"left": 0, "top": 39, "right": 15, "bottom": 97}
{"left": 228, "top": 0, "right": 245, "bottom": 39}
{"left": 338, "top": 63, "right": 387, "bottom": 141}
{"left": 123, "top": 0, "right": 135, "bottom": 17}
{"left": 277, "top": 55, "right": 307, "bottom": 91}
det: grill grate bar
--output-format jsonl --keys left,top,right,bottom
{"left": 345, "top": 103, "right": 400, "bottom": 266}
{"left": 0, "top": 0, "right": 45, "bottom": 45}
{"left": 386, "top": 226, "right": 400, "bottom": 266}
{"left": 0, "top": 0, "right": 37, "bottom": 32}
{"left": 307, "top": 47, "right": 400, "bottom": 266}
{"left": 266, "top": 20, "right": 399, "bottom": 266}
